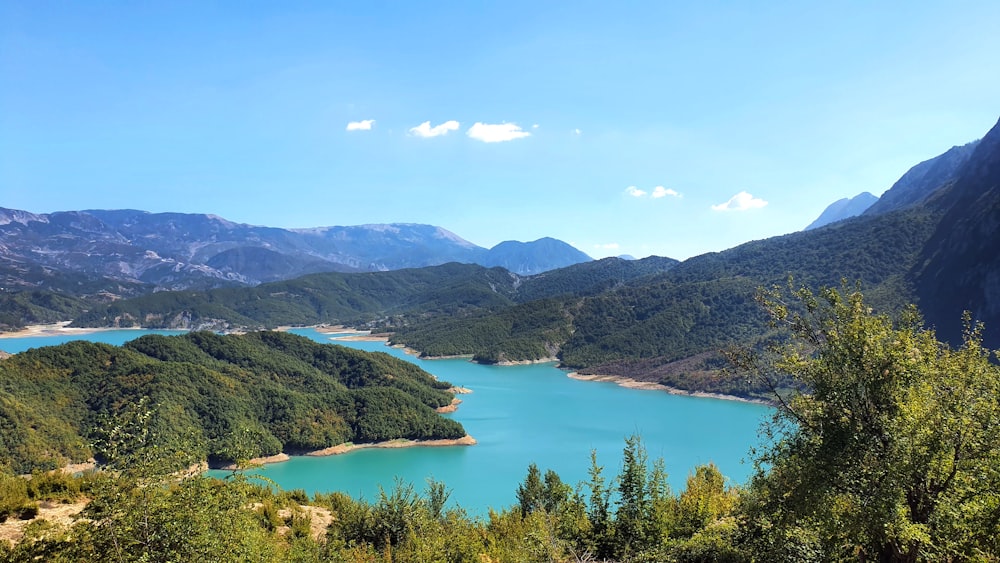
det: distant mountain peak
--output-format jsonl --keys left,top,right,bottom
{"left": 481, "top": 238, "right": 592, "bottom": 275}
{"left": 805, "top": 192, "right": 878, "bottom": 230}
{"left": 0, "top": 208, "right": 589, "bottom": 291}
{"left": 0, "top": 207, "right": 47, "bottom": 226}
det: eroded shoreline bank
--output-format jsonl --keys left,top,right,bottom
{"left": 0, "top": 321, "right": 132, "bottom": 339}
{"left": 212, "top": 435, "right": 478, "bottom": 470}
{"left": 567, "top": 372, "right": 774, "bottom": 406}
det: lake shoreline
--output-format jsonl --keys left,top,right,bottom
{"left": 315, "top": 328, "right": 769, "bottom": 406}
{"left": 211, "top": 435, "right": 478, "bottom": 470}
{"left": 3, "top": 324, "right": 771, "bottom": 406}
{"left": 0, "top": 321, "right": 136, "bottom": 339}
{"left": 566, "top": 372, "right": 775, "bottom": 406}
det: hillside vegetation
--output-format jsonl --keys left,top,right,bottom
{"left": 68, "top": 263, "right": 521, "bottom": 330}
{"left": 4, "top": 288, "right": 998, "bottom": 561}
{"left": 0, "top": 291, "right": 91, "bottom": 332}
{"left": 60, "top": 208, "right": 939, "bottom": 401}
{"left": 0, "top": 331, "right": 464, "bottom": 474}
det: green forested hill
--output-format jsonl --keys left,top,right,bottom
{"left": 60, "top": 208, "right": 942, "bottom": 400}
{"left": 70, "top": 262, "right": 521, "bottom": 329}
{"left": 69, "top": 257, "right": 680, "bottom": 332}
{"left": 510, "top": 255, "right": 679, "bottom": 302}
{"left": 0, "top": 331, "right": 464, "bottom": 474}
{"left": 388, "top": 298, "right": 574, "bottom": 362}
{"left": 0, "top": 290, "right": 92, "bottom": 331}
{"left": 390, "top": 207, "right": 939, "bottom": 394}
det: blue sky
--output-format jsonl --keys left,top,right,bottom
{"left": 2, "top": 2, "right": 999, "bottom": 260}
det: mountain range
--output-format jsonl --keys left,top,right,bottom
{"left": 3, "top": 116, "right": 999, "bottom": 402}
{"left": 0, "top": 209, "right": 592, "bottom": 294}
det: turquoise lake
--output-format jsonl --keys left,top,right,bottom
{"left": 0, "top": 328, "right": 773, "bottom": 513}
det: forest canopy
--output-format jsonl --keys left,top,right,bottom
{"left": 0, "top": 331, "right": 465, "bottom": 474}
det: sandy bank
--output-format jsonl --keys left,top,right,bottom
{"left": 306, "top": 325, "right": 392, "bottom": 341}
{"left": 401, "top": 347, "right": 474, "bottom": 360}
{"left": 213, "top": 453, "right": 290, "bottom": 471}
{"left": 0, "top": 321, "right": 113, "bottom": 339}
{"left": 494, "top": 357, "right": 558, "bottom": 366}
{"left": 0, "top": 500, "right": 89, "bottom": 546}
{"left": 567, "top": 372, "right": 773, "bottom": 406}
{"left": 60, "top": 459, "right": 97, "bottom": 475}
{"left": 210, "top": 435, "right": 477, "bottom": 470}
{"left": 303, "top": 435, "right": 477, "bottom": 457}
{"left": 436, "top": 397, "right": 462, "bottom": 413}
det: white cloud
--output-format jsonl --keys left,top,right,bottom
{"left": 573, "top": 128, "right": 582, "bottom": 136}
{"left": 711, "top": 191, "right": 768, "bottom": 211}
{"left": 409, "top": 120, "right": 460, "bottom": 138}
{"left": 466, "top": 122, "right": 531, "bottom": 143}
{"left": 651, "top": 186, "right": 681, "bottom": 199}
{"left": 627, "top": 185, "right": 681, "bottom": 199}
{"left": 595, "top": 243, "right": 620, "bottom": 250}
{"left": 346, "top": 119, "right": 375, "bottom": 131}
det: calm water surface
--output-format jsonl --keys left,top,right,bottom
{"left": 1, "top": 327, "right": 773, "bottom": 512}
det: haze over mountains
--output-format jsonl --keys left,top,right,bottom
{"left": 0, "top": 210, "right": 592, "bottom": 292}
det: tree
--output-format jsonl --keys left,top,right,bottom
{"left": 585, "top": 449, "right": 613, "bottom": 558}
{"left": 516, "top": 463, "right": 545, "bottom": 517}
{"left": 674, "top": 463, "right": 733, "bottom": 539}
{"left": 614, "top": 434, "right": 654, "bottom": 558}
{"left": 734, "top": 283, "right": 1000, "bottom": 561}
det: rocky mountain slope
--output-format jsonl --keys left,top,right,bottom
{"left": 914, "top": 117, "right": 1000, "bottom": 346}
{"left": 864, "top": 140, "right": 980, "bottom": 216}
{"left": 0, "top": 209, "right": 591, "bottom": 294}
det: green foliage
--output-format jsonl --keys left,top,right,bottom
{"left": 734, "top": 284, "right": 1000, "bottom": 561}
{"left": 70, "top": 263, "right": 520, "bottom": 330}
{"left": 0, "top": 332, "right": 465, "bottom": 472}
{"left": 516, "top": 463, "right": 545, "bottom": 517}
{"left": 0, "top": 468, "right": 32, "bottom": 522}
{"left": 673, "top": 464, "right": 734, "bottom": 539}
{"left": 614, "top": 434, "right": 654, "bottom": 556}
{"left": 511, "top": 436, "right": 743, "bottom": 562}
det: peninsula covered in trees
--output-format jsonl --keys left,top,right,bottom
{"left": 0, "top": 331, "right": 466, "bottom": 474}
